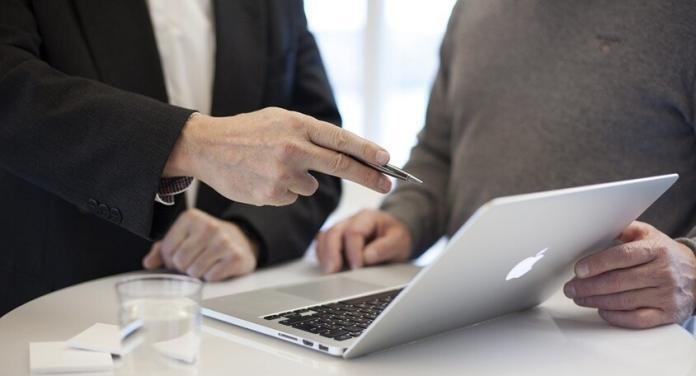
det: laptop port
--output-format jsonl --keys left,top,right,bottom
{"left": 302, "top": 340, "right": 313, "bottom": 347}
{"left": 278, "top": 333, "right": 297, "bottom": 341}
{"left": 318, "top": 345, "right": 329, "bottom": 352}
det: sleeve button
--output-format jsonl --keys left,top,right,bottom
{"left": 88, "top": 198, "right": 98, "bottom": 211}
{"left": 97, "top": 203, "right": 109, "bottom": 218}
{"left": 109, "top": 208, "right": 123, "bottom": 224}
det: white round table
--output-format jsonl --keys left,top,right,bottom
{"left": 1, "top": 260, "right": 694, "bottom": 375}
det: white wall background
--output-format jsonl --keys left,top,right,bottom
{"left": 303, "top": 0, "right": 456, "bottom": 262}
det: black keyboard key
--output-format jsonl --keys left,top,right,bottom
{"left": 334, "top": 334, "right": 353, "bottom": 341}
{"left": 308, "top": 326, "right": 321, "bottom": 334}
{"left": 279, "top": 316, "right": 313, "bottom": 326}
{"left": 266, "top": 288, "right": 401, "bottom": 336}
{"left": 319, "top": 329, "right": 347, "bottom": 338}
{"left": 344, "top": 326, "right": 363, "bottom": 333}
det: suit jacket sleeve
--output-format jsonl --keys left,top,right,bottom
{"left": 219, "top": 3, "right": 342, "bottom": 266}
{"left": 379, "top": 2, "right": 464, "bottom": 258}
{"left": 0, "top": 0, "right": 194, "bottom": 239}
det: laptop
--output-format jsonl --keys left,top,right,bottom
{"left": 202, "top": 174, "right": 678, "bottom": 358}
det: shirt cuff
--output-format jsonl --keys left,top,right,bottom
{"left": 155, "top": 177, "right": 193, "bottom": 205}
{"left": 675, "top": 237, "right": 696, "bottom": 316}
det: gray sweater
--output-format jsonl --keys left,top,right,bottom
{"left": 382, "top": 0, "right": 696, "bottom": 257}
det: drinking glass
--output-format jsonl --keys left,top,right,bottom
{"left": 116, "top": 274, "right": 202, "bottom": 375}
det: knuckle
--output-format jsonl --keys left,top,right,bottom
{"left": 641, "top": 222, "right": 657, "bottom": 233}
{"left": 264, "top": 183, "right": 286, "bottom": 200}
{"left": 659, "top": 266, "right": 678, "bottom": 286}
{"left": 332, "top": 129, "right": 349, "bottom": 150}
{"left": 606, "top": 273, "right": 623, "bottom": 292}
{"left": 203, "top": 219, "right": 220, "bottom": 233}
{"left": 265, "top": 106, "right": 284, "bottom": 118}
{"left": 618, "top": 293, "right": 634, "bottom": 308}
{"left": 276, "top": 141, "right": 300, "bottom": 159}
{"left": 275, "top": 170, "right": 293, "bottom": 185}
{"left": 288, "top": 115, "right": 305, "bottom": 132}
{"left": 326, "top": 227, "right": 342, "bottom": 241}
{"left": 654, "top": 244, "right": 669, "bottom": 258}
{"left": 367, "top": 170, "right": 383, "bottom": 188}
{"left": 360, "top": 141, "right": 371, "bottom": 159}
{"left": 160, "top": 243, "right": 173, "bottom": 257}
{"left": 617, "top": 246, "right": 633, "bottom": 262}
{"left": 344, "top": 225, "right": 364, "bottom": 239}
{"left": 187, "top": 266, "right": 202, "bottom": 278}
{"left": 330, "top": 153, "right": 350, "bottom": 173}
{"left": 172, "top": 255, "right": 185, "bottom": 269}
{"left": 181, "top": 209, "right": 195, "bottom": 220}
{"left": 270, "top": 161, "right": 292, "bottom": 181}
{"left": 664, "top": 294, "right": 680, "bottom": 313}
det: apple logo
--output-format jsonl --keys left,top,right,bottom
{"left": 505, "top": 247, "right": 548, "bottom": 281}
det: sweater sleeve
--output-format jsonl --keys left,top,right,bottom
{"left": 379, "top": 2, "right": 463, "bottom": 258}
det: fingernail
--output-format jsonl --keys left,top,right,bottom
{"left": 564, "top": 284, "right": 576, "bottom": 298}
{"left": 576, "top": 263, "right": 590, "bottom": 278}
{"left": 376, "top": 150, "right": 390, "bottom": 165}
{"left": 324, "top": 262, "right": 333, "bottom": 273}
{"left": 379, "top": 178, "right": 391, "bottom": 192}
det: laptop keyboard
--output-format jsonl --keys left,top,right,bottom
{"left": 263, "top": 289, "right": 402, "bottom": 341}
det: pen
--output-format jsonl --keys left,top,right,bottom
{"left": 363, "top": 161, "right": 423, "bottom": 184}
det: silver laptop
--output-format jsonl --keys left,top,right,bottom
{"left": 202, "top": 174, "right": 678, "bottom": 358}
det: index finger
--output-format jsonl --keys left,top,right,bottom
{"left": 574, "top": 242, "right": 657, "bottom": 279}
{"left": 342, "top": 211, "right": 379, "bottom": 269}
{"left": 303, "top": 145, "right": 392, "bottom": 193}
{"left": 304, "top": 118, "right": 390, "bottom": 166}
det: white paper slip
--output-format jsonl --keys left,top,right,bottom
{"left": 66, "top": 321, "right": 143, "bottom": 356}
{"left": 66, "top": 323, "right": 122, "bottom": 356}
{"left": 29, "top": 342, "right": 113, "bottom": 374}
{"left": 151, "top": 332, "right": 200, "bottom": 364}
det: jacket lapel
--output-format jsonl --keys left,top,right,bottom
{"left": 72, "top": 0, "right": 168, "bottom": 102}
{"left": 210, "top": 0, "right": 267, "bottom": 116}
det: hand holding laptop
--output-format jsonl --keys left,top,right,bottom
{"left": 564, "top": 221, "right": 696, "bottom": 329}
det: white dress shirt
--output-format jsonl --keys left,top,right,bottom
{"left": 147, "top": 0, "right": 216, "bottom": 207}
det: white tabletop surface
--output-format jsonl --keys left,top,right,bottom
{"left": 2, "top": 259, "right": 695, "bottom": 376}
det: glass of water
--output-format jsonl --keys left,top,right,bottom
{"left": 116, "top": 274, "right": 202, "bottom": 375}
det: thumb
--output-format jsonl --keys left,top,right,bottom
{"left": 617, "top": 221, "right": 651, "bottom": 243}
{"left": 143, "top": 241, "right": 164, "bottom": 269}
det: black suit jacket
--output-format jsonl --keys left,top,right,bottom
{"left": 0, "top": 0, "right": 341, "bottom": 315}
